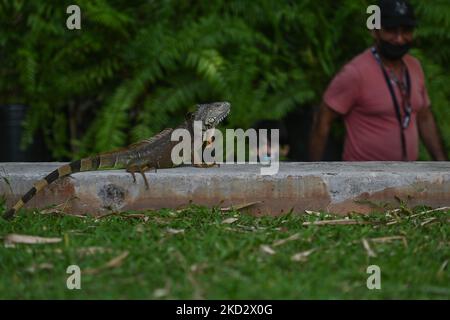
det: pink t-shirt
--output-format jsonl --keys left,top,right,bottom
{"left": 324, "top": 48, "right": 430, "bottom": 161}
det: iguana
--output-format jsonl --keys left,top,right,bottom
{"left": 3, "top": 101, "right": 230, "bottom": 220}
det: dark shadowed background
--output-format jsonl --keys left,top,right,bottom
{"left": 0, "top": 0, "right": 448, "bottom": 161}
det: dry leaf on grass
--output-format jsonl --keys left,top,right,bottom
{"left": 77, "top": 247, "right": 114, "bottom": 256}
{"left": 83, "top": 251, "right": 129, "bottom": 275}
{"left": 220, "top": 201, "right": 262, "bottom": 212}
{"left": 152, "top": 217, "right": 172, "bottom": 225}
{"left": 421, "top": 217, "right": 438, "bottom": 226}
{"left": 38, "top": 201, "right": 68, "bottom": 215}
{"left": 66, "top": 230, "right": 87, "bottom": 236}
{"left": 386, "top": 207, "right": 450, "bottom": 225}
{"left": 51, "top": 247, "right": 113, "bottom": 256}
{"left": 4, "top": 234, "right": 62, "bottom": 246}
{"left": 362, "top": 239, "right": 377, "bottom": 257}
{"left": 272, "top": 227, "right": 289, "bottom": 232}
{"left": 273, "top": 233, "right": 301, "bottom": 247}
{"left": 410, "top": 207, "right": 450, "bottom": 218}
{"left": 370, "top": 236, "right": 408, "bottom": 247}
{"left": 302, "top": 219, "right": 370, "bottom": 226}
{"left": 40, "top": 207, "right": 86, "bottom": 218}
{"left": 304, "top": 210, "right": 321, "bottom": 216}
{"left": 437, "top": 260, "right": 448, "bottom": 277}
{"left": 291, "top": 249, "right": 315, "bottom": 262}
{"left": 223, "top": 227, "right": 248, "bottom": 233}
{"left": 26, "top": 263, "right": 54, "bottom": 273}
{"left": 260, "top": 245, "right": 276, "bottom": 255}
{"left": 153, "top": 287, "right": 170, "bottom": 298}
{"left": 135, "top": 224, "right": 146, "bottom": 233}
{"left": 95, "top": 213, "right": 117, "bottom": 220}
{"left": 385, "top": 208, "right": 402, "bottom": 216}
{"left": 222, "top": 217, "right": 239, "bottom": 224}
{"left": 166, "top": 228, "right": 185, "bottom": 235}
{"left": 236, "top": 224, "right": 258, "bottom": 232}
{"left": 190, "top": 263, "right": 208, "bottom": 273}
{"left": 386, "top": 220, "right": 399, "bottom": 226}
{"left": 96, "top": 213, "right": 149, "bottom": 221}
{"left": 122, "top": 214, "right": 150, "bottom": 222}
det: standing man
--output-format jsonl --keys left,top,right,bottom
{"left": 309, "top": 0, "right": 447, "bottom": 161}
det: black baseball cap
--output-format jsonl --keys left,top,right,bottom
{"left": 378, "top": 0, "right": 417, "bottom": 28}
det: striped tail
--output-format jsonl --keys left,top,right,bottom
{"left": 3, "top": 153, "right": 123, "bottom": 220}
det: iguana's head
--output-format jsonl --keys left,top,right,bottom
{"left": 190, "top": 101, "right": 231, "bottom": 130}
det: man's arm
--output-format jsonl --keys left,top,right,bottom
{"left": 417, "top": 107, "right": 448, "bottom": 161}
{"left": 308, "top": 102, "right": 339, "bottom": 161}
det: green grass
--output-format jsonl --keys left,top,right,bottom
{"left": 0, "top": 202, "right": 448, "bottom": 299}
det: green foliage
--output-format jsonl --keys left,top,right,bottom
{"left": 0, "top": 0, "right": 448, "bottom": 159}
{"left": 411, "top": 0, "right": 450, "bottom": 159}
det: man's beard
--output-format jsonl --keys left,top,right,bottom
{"left": 378, "top": 40, "right": 412, "bottom": 61}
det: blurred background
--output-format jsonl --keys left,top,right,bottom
{"left": 0, "top": 0, "right": 448, "bottom": 162}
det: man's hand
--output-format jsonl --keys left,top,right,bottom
{"left": 308, "top": 102, "right": 339, "bottom": 161}
{"left": 417, "top": 107, "right": 448, "bottom": 161}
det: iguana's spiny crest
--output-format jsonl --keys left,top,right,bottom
{"left": 191, "top": 101, "right": 231, "bottom": 131}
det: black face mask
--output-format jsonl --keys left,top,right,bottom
{"left": 378, "top": 40, "right": 411, "bottom": 60}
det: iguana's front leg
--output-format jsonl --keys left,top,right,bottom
{"left": 126, "top": 166, "right": 138, "bottom": 183}
{"left": 127, "top": 165, "right": 153, "bottom": 189}
{"left": 139, "top": 165, "right": 151, "bottom": 190}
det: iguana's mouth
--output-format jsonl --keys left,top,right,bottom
{"left": 203, "top": 109, "right": 230, "bottom": 130}
{"left": 217, "top": 109, "right": 230, "bottom": 123}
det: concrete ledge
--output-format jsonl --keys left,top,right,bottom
{"left": 0, "top": 162, "right": 449, "bottom": 216}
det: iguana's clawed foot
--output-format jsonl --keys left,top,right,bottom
{"left": 194, "top": 163, "right": 220, "bottom": 168}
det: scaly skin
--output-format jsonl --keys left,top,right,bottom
{"left": 3, "top": 102, "right": 231, "bottom": 220}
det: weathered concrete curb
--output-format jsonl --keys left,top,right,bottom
{"left": 0, "top": 162, "right": 449, "bottom": 216}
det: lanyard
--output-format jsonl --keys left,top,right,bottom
{"left": 371, "top": 47, "right": 412, "bottom": 160}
